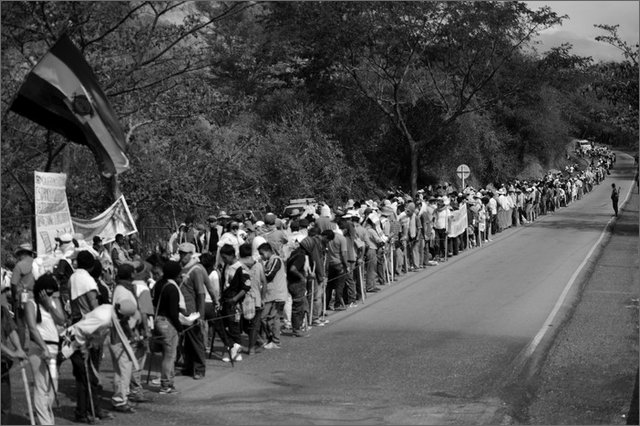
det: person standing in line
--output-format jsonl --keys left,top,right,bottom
{"left": 176, "top": 243, "right": 209, "bottom": 379}
{"left": 152, "top": 261, "right": 184, "bottom": 395}
{"left": 611, "top": 183, "right": 621, "bottom": 217}
{"left": 24, "top": 274, "right": 66, "bottom": 425}
{"left": 1, "top": 286, "right": 28, "bottom": 425}
{"left": 259, "top": 243, "right": 287, "bottom": 349}
{"left": 10, "top": 243, "right": 36, "bottom": 348}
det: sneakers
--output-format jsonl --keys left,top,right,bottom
{"left": 193, "top": 374, "right": 203, "bottom": 380}
{"left": 111, "top": 404, "right": 136, "bottom": 414}
{"left": 223, "top": 344, "right": 244, "bottom": 362}
{"left": 150, "top": 377, "right": 161, "bottom": 386}
{"left": 311, "top": 318, "right": 328, "bottom": 327}
{"left": 333, "top": 305, "right": 347, "bottom": 311}
{"left": 348, "top": 302, "right": 358, "bottom": 308}
{"left": 263, "top": 342, "right": 281, "bottom": 349}
{"left": 293, "top": 330, "right": 311, "bottom": 338}
{"left": 158, "top": 386, "right": 178, "bottom": 395}
{"left": 427, "top": 260, "right": 438, "bottom": 266}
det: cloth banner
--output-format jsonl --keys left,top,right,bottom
{"left": 448, "top": 207, "right": 468, "bottom": 238}
{"left": 34, "top": 172, "right": 74, "bottom": 256}
{"left": 72, "top": 195, "right": 137, "bottom": 245}
{"left": 9, "top": 34, "right": 129, "bottom": 177}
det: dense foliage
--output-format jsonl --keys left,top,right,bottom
{"left": 1, "top": 1, "right": 637, "bottom": 257}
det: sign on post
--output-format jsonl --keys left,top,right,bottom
{"left": 456, "top": 164, "right": 471, "bottom": 190}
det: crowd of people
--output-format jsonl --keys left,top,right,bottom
{"left": 0, "top": 146, "right": 622, "bottom": 424}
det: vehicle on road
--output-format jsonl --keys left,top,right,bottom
{"left": 283, "top": 198, "right": 317, "bottom": 218}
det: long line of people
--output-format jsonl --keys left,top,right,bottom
{"left": 0, "top": 146, "right": 617, "bottom": 424}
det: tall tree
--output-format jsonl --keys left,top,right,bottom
{"left": 269, "top": 2, "right": 564, "bottom": 195}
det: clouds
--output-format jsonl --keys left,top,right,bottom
{"left": 526, "top": 1, "right": 639, "bottom": 62}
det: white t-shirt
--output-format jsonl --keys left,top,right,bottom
{"left": 70, "top": 269, "right": 98, "bottom": 301}
{"left": 205, "top": 270, "right": 220, "bottom": 304}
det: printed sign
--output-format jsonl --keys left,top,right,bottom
{"left": 34, "top": 172, "right": 74, "bottom": 255}
{"left": 448, "top": 206, "right": 468, "bottom": 238}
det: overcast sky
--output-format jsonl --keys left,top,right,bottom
{"left": 526, "top": 1, "right": 639, "bottom": 62}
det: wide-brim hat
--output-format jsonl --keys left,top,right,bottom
{"left": 177, "top": 242, "right": 196, "bottom": 254}
{"left": 217, "top": 211, "right": 231, "bottom": 219}
{"left": 14, "top": 243, "right": 35, "bottom": 256}
{"left": 56, "top": 232, "right": 73, "bottom": 244}
{"left": 380, "top": 207, "right": 394, "bottom": 217}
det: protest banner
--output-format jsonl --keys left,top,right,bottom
{"left": 448, "top": 207, "right": 468, "bottom": 238}
{"left": 72, "top": 195, "right": 137, "bottom": 244}
{"left": 34, "top": 172, "right": 74, "bottom": 256}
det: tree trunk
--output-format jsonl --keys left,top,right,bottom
{"left": 410, "top": 141, "right": 418, "bottom": 197}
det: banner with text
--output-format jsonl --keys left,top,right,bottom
{"left": 72, "top": 195, "right": 137, "bottom": 245}
{"left": 34, "top": 171, "right": 74, "bottom": 255}
{"left": 448, "top": 207, "right": 468, "bottom": 238}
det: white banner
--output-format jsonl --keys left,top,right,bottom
{"left": 72, "top": 195, "right": 137, "bottom": 245}
{"left": 34, "top": 172, "right": 74, "bottom": 256}
{"left": 448, "top": 206, "right": 468, "bottom": 238}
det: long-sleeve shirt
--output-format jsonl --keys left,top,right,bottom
{"left": 262, "top": 256, "right": 288, "bottom": 303}
{"left": 153, "top": 279, "right": 182, "bottom": 331}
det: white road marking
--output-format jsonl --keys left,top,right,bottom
{"left": 518, "top": 152, "right": 636, "bottom": 362}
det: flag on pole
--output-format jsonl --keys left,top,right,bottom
{"left": 10, "top": 34, "right": 129, "bottom": 177}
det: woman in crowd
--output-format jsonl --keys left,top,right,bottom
{"left": 25, "top": 273, "right": 66, "bottom": 425}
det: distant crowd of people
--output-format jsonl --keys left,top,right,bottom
{"left": 0, "top": 145, "right": 621, "bottom": 424}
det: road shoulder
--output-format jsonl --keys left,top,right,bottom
{"left": 520, "top": 179, "right": 639, "bottom": 424}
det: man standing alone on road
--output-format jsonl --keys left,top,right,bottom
{"left": 611, "top": 183, "right": 621, "bottom": 217}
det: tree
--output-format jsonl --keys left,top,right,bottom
{"left": 268, "top": 2, "right": 564, "bottom": 195}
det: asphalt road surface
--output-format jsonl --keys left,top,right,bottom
{"left": 7, "top": 152, "right": 637, "bottom": 425}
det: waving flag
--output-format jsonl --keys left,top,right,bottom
{"left": 10, "top": 34, "right": 129, "bottom": 177}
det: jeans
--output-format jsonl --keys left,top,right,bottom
{"left": 29, "top": 345, "right": 58, "bottom": 425}
{"left": 262, "top": 301, "right": 285, "bottom": 345}
{"left": 222, "top": 303, "right": 243, "bottom": 345}
{"left": 154, "top": 316, "right": 178, "bottom": 389}
{"left": 109, "top": 339, "right": 147, "bottom": 406}
{"left": 288, "top": 281, "right": 308, "bottom": 331}
{"left": 343, "top": 261, "right": 358, "bottom": 304}
{"left": 246, "top": 307, "right": 264, "bottom": 350}
{"left": 435, "top": 228, "right": 447, "bottom": 258}
{"left": 327, "top": 263, "right": 346, "bottom": 309}
{"left": 71, "top": 350, "right": 101, "bottom": 418}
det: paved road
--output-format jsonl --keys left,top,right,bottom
{"left": 7, "top": 152, "right": 637, "bottom": 425}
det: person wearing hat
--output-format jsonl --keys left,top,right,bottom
{"left": 286, "top": 235, "right": 311, "bottom": 337}
{"left": 261, "top": 213, "right": 289, "bottom": 259}
{"left": 201, "top": 215, "right": 220, "bottom": 255}
{"left": 10, "top": 242, "right": 36, "bottom": 347}
{"left": 93, "top": 236, "right": 115, "bottom": 285}
{"left": 112, "top": 233, "right": 135, "bottom": 272}
{"left": 177, "top": 242, "right": 209, "bottom": 379}
{"left": 217, "top": 210, "right": 232, "bottom": 230}
{"left": 109, "top": 263, "right": 151, "bottom": 412}
{"left": 68, "top": 250, "right": 113, "bottom": 422}
{"left": 216, "top": 221, "right": 247, "bottom": 268}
